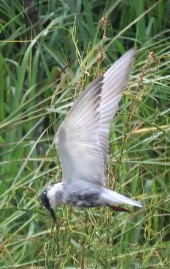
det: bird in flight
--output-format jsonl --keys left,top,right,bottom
{"left": 41, "top": 48, "right": 142, "bottom": 222}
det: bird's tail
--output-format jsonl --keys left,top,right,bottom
{"left": 101, "top": 188, "right": 142, "bottom": 208}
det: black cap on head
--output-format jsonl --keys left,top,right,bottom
{"left": 40, "top": 191, "right": 57, "bottom": 222}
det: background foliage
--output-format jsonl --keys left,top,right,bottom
{"left": 0, "top": 0, "right": 170, "bottom": 268}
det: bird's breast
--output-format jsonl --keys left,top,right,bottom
{"left": 65, "top": 191, "right": 102, "bottom": 207}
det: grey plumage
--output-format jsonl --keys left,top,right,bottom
{"left": 41, "top": 48, "right": 142, "bottom": 222}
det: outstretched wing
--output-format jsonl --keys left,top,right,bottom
{"left": 54, "top": 49, "right": 136, "bottom": 185}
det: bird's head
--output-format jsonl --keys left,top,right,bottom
{"left": 40, "top": 184, "right": 57, "bottom": 222}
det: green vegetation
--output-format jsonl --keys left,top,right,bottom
{"left": 0, "top": 0, "right": 170, "bottom": 268}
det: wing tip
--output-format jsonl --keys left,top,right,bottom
{"left": 121, "top": 47, "right": 137, "bottom": 63}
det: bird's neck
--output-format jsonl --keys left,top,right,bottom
{"left": 47, "top": 182, "right": 64, "bottom": 209}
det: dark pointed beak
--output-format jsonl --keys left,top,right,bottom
{"left": 49, "top": 208, "right": 57, "bottom": 223}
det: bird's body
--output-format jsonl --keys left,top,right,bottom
{"left": 44, "top": 181, "right": 141, "bottom": 209}
{"left": 41, "top": 48, "right": 142, "bottom": 222}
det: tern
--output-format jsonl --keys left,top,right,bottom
{"left": 41, "top": 48, "right": 142, "bottom": 222}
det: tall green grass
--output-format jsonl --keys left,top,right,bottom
{"left": 0, "top": 0, "right": 170, "bottom": 268}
